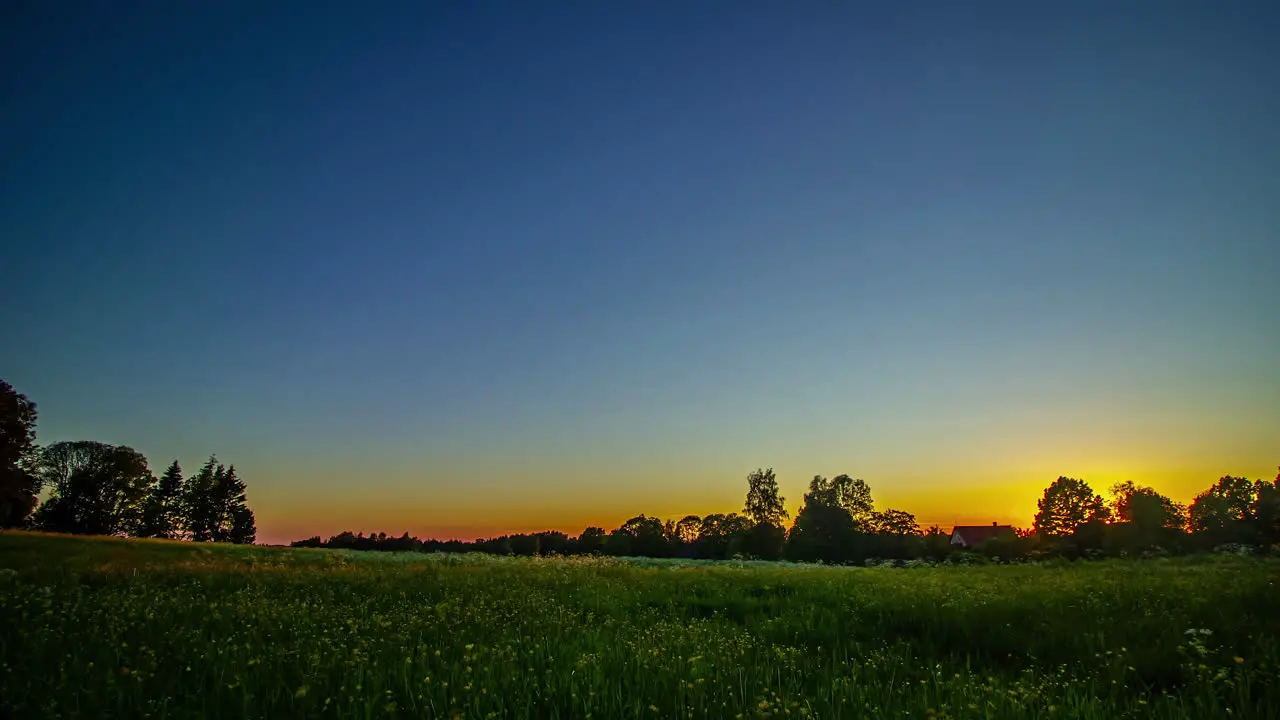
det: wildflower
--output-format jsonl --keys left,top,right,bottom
{"left": 1234, "top": 656, "right": 1245, "bottom": 664}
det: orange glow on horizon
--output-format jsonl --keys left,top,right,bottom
{"left": 252, "top": 461, "right": 1277, "bottom": 546}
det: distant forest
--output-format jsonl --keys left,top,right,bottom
{"left": 4, "top": 377, "right": 1276, "bottom": 564}
{"left": 291, "top": 467, "right": 1280, "bottom": 564}
{"left": 1, "top": 378, "right": 255, "bottom": 543}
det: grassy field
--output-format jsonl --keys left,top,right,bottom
{"left": 1, "top": 533, "right": 1277, "bottom": 719}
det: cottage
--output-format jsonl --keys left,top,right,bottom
{"left": 949, "top": 522, "right": 1015, "bottom": 548}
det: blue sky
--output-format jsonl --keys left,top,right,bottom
{"left": 3, "top": 1, "right": 1277, "bottom": 542}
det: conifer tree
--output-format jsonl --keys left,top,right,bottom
{"left": 211, "top": 464, "right": 254, "bottom": 543}
{"left": 139, "top": 460, "right": 186, "bottom": 539}
{"left": 183, "top": 456, "right": 219, "bottom": 542}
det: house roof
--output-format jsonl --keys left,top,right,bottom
{"left": 950, "top": 525, "right": 1014, "bottom": 545}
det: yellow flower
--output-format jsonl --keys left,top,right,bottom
{"left": 1234, "top": 656, "right": 1245, "bottom": 664}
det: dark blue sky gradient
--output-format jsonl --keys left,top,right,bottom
{"left": 3, "top": 2, "right": 1277, "bottom": 540}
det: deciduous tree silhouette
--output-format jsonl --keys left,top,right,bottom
{"left": 829, "top": 475, "right": 875, "bottom": 528}
{"left": 743, "top": 467, "right": 787, "bottom": 527}
{"left": 696, "top": 513, "right": 751, "bottom": 559}
{"left": 742, "top": 468, "right": 788, "bottom": 558}
{"left": 1189, "top": 475, "right": 1263, "bottom": 547}
{"left": 576, "top": 526, "right": 606, "bottom": 554}
{"left": 1256, "top": 469, "right": 1280, "bottom": 546}
{"left": 0, "top": 378, "right": 40, "bottom": 527}
{"left": 673, "top": 514, "right": 702, "bottom": 556}
{"left": 872, "top": 509, "right": 922, "bottom": 537}
{"left": 786, "top": 476, "right": 860, "bottom": 563}
{"left": 1033, "top": 476, "right": 1110, "bottom": 538}
{"left": 33, "top": 441, "right": 154, "bottom": 536}
{"left": 1107, "top": 481, "right": 1186, "bottom": 551}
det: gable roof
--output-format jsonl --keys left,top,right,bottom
{"left": 950, "top": 525, "right": 1015, "bottom": 546}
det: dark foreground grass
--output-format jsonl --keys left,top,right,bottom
{"left": 1, "top": 532, "right": 1277, "bottom": 719}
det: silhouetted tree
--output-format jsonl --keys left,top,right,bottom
{"left": 576, "top": 526, "right": 606, "bottom": 554}
{"left": 867, "top": 508, "right": 924, "bottom": 559}
{"left": 1107, "top": 481, "right": 1186, "bottom": 551}
{"left": 786, "top": 476, "right": 860, "bottom": 563}
{"left": 787, "top": 499, "right": 856, "bottom": 563}
{"left": 743, "top": 467, "right": 787, "bottom": 527}
{"left": 672, "top": 514, "right": 702, "bottom": 556}
{"left": 1257, "top": 469, "right": 1280, "bottom": 546}
{"left": 180, "top": 457, "right": 254, "bottom": 543}
{"left": 211, "top": 464, "right": 255, "bottom": 543}
{"left": 1188, "top": 475, "right": 1258, "bottom": 547}
{"left": 33, "top": 441, "right": 154, "bottom": 536}
{"left": 0, "top": 378, "right": 40, "bottom": 527}
{"left": 743, "top": 521, "right": 787, "bottom": 560}
{"left": 872, "top": 509, "right": 922, "bottom": 536}
{"left": 535, "top": 530, "right": 569, "bottom": 555}
{"left": 742, "top": 468, "right": 787, "bottom": 559}
{"left": 695, "top": 513, "right": 752, "bottom": 559}
{"left": 183, "top": 456, "right": 220, "bottom": 541}
{"left": 230, "top": 503, "right": 257, "bottom": 545}
{"left": 611, "top": 515, "right": 670, "bottom": 557}
{"left": 829, "top": 475, "right": 875, "bottom": 528}
{"left": 1033, "top": 476, "right": 1110, "bottom": 538}
{"left": 603, "top": 526, "right": 633, "bottom": 556}
{"left": 138, "top": 460, "right": 187, "bottom": 539}
{"left": 509, "top": 533, "right": 539, "bottom": 556}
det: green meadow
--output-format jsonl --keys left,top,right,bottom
{"left": 1, "top": 533, "right": 1277, "bottom": 719}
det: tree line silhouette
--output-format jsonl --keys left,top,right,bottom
{"left": 0, "top": 378, "right": 255, "bottom": 543}
{"left": 5, "top": 377, "right": 1276, "bottom": 561}
{"left": 293, "top": 467, "right": 1280, "bottom": 563}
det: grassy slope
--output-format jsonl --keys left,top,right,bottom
{"left": 1, "top": 532, "right": 1277, "bottom": 719}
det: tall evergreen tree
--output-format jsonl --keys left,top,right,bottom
{"left": 139, "top": 460, "right": 186, "bottom": 539}
{"left": 183, "top": 456, "right": 219, "bottom": 542}
{"left": 230, "top": 503, "right": 257, "bottom": 545}
{"left": 211, "top": 464, "right": 254, "bottom": 543}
